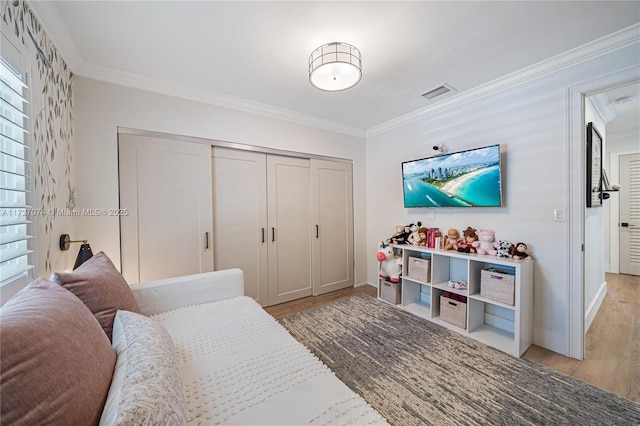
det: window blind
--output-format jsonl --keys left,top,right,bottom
{"left": 0, "top": 57, "right": 33, "bottom": 285}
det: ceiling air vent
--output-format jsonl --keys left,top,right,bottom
{"left": 422, "top": 83, "right": 456, "bottom": 100}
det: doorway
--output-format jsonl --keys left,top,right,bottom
{"left": 568, "top": 68, "right": 640, "bottom": 360}
{"left": 580, "top": 80, "right": 640, "bottom": 360}
{"left": 596, "top": 82, "right": 640, "bottom": 277}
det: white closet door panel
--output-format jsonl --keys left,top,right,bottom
{"left": 119, "top": 134, "right": 213, "bottom": 283}
{"left": 620, "top": 153, "right": 640, "bottom": 276}
{"left": 312, "top": 160, "right": 354, "bottom": 295}
{"left": 212, "top": 147, "right": 268, "bottom": 305}
{"left": 267, "top": 155, "right": 312, "bottom": 305}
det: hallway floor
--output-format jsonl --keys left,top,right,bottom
{"left": 524, "top": 272, "right": 639, "bottom": 402}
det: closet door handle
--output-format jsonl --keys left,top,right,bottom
{"left": 316, "top": 225, "right": 319, "bottom": 239}
{"left": 261, "top": 228, "right": 265, "bottom": 243}
{"left": 272, "top": 227, "right": 275, "bottom": 242}
{"left": 205, "top": 232, "right": 210, "bottom": 250}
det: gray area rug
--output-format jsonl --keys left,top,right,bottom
{"left": 279, "top": 294, "right": 640, "bottom": 426}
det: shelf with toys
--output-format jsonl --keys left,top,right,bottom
{"left": 377, "top": 226, "right": 534, "bottom": 357}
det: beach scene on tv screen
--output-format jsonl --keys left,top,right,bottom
{"left": 403, "top": 145, "right": 502, "bottom": 207}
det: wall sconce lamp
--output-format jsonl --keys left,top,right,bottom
{"left": 59, "top": 234, "right": 94, "bottom": 270}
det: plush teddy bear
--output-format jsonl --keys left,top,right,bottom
{"left": 407, "top": 222, "right": 423, "bottom": 245}
{"left": 473, "top": 229, "right": 499, "bottom": 255}
{"left": 377, "top": 243, "right": 402, "bottom": 282}
{"left": 457, "top": 226, "right": 478, "bottom": 253}
{"left": 416, "top": 227, "right": 429, "bottom": 246}
{"left": 444, "top": 228, "right": 460, "bottom": 250}
{"left": 496, "top": 240, "right": 513, "bottom": 258}
{"left": 510, "top": 242, "right": 532, "bottom": 260}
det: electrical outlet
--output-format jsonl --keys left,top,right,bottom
{"left": 554, "top": 208, "right": 565, "bottom": 222}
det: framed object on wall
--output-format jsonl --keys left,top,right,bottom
{"left": 586, "top": 122, "right": 603, "bottom": 208}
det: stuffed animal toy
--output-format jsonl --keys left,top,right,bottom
{"left": 444, "top": 228, "right": 460, "bottom": 250}
{"left": 473, "top": 229, "right": 499, "bottom": 255}
{"left": 386, "top": 225, "right": 407, "bottom": 245}
{"left": 400, "top": 225, "right": 413, "bottom": 244}
{"left": 496, "top": 240, "right": 513, "bottom": 258}
{"left": 389, "top": 224, "right": 413, "bottom": 245}
{"left": 407, "top": 222, "right": 423, "bottom": 245}
{"left": 457, "top": 226, "right": 478, "bottom": 253}
{"left": 416, "top": 227, "right": 429, "bottom": 246}
{"left": 510, "top": 242, "right": 532, "bottom": 260}
{"left": 377, "top": 243, "right": 402, "bottom": 282}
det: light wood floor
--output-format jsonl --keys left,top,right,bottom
{"left": 265, "top": 273, "right": 639, "bottom": 403}
{"left": 524, "top": 272, "right": 639, "bottom": 402}
{"left": 264, "top": 285, "right": 378, "bottom": 319}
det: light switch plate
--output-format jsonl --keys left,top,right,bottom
{"left": 554, "top": 208, "right": 565, "bottom": 222}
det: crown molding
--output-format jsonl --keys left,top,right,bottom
{"left": 75, "top": 61, "right": 365, "bottom": 138}
{"left": 589, "top": 93, "right": 617, "bottom": 124}
{"left": 366, "top": 23, "right": 640, "bottom": 138}
{"left": 27, "top": 0, "right": 82, "bottom": 71}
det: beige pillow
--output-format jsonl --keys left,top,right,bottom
{"left": 0, "top": 278, "right": 116, "bottom": 425}
{"left": 53, "top": 251, "right": 140, "bottom": 340}
{"left": 100, "top": 310, "right": 186, "bottom": 425}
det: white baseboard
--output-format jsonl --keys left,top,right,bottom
{"left": 585, "top": 281, "right": 607, "bottom": 333}
{"left": 355, "top": 282, "right": 377, "bottom": 288}
{"left": 533, "top": 327, "right": 567, "bottom": 356}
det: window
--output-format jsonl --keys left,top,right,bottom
{"left": 0, "top": 55, "right": 33, "bottom": 292}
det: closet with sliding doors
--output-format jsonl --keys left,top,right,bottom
{"left": 118, "top": 132, "right": 354, "bottom": 307}
{"left": 211, "top": 147, "right": 354, "bottom": 307}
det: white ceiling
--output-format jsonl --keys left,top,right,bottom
{"left": 36, "top": 1, "right": 640, "bottom": 136}
{"left": 601, "top": 83, "right": 640, "bottom": 137}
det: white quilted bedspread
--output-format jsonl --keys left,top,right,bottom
{"left": 152, "top": 296, "right": 387, "bottom": 425}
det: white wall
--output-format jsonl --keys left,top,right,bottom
{"left": 584, "top": 98, "right": 607, "bottom": 332}
{"left": 365, "top": 44, "right": 639, "bottom": 354}
{"left": 72, "top": 77, "right": 368, "bottom": 284}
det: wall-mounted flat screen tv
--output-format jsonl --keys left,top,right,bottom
{"left": 402, "top": 144, "right": 503, "bottom": 208}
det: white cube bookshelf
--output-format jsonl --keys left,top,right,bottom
{"left": 378, "top": 245, "right": 534, "bottom": 357}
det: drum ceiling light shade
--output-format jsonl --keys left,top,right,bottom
{"left": 309, "top": 42, "right": 362, "bottom": 91}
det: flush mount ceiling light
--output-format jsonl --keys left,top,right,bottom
{"left": 309, "top": 42, "right": 362, "bottom": 91}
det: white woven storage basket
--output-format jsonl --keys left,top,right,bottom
{"left": 480, "top": 269, "right": 515, "bottom": 305}
{"left": 407, "top": 256, "right": 431, "bottom": 283}
{"left": 440, "top": 296, "right": 467, "bottom": 329}
{"left": 380, "top": 280, "right": 401, "bottom": 304}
